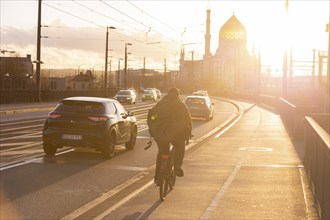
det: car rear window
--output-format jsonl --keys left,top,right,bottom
{"left": 185, "top": 98, "right": 205, "bottom": 105}
{"left": 55, "top": 101, "right": 105, "bottom": 114}
{"left": 117, "top": 90, "right": 131, "bottom": 95}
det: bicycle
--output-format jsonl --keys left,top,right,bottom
{"left": 145, "top": 139, "right": 176, "bottom": 201}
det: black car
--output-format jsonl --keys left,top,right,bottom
{"left": 141, "top": 90, "right": 157, "bottom": 102}
{"left": 185, "top": 96, "right": 214, "bottom": 121}
{"left": 42, "top": 97, "right": 137, "bottom": 158}
{"left": 114, "top": 89, "right": 136, "bottom": 104}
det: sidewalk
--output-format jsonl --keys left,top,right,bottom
{"left": 101, "top": 102, "right": 319, "bottom": 219}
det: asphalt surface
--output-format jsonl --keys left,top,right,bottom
{"left": 0, "top": 102, "right": 57, "bottom": 114}
{"left": 0, "top": 101, "right": 319, "bottom": 219}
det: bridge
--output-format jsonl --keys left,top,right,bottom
{"left": 0, "top": 81, "right": 329, "bottom": 219}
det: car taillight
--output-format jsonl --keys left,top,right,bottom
{"left": 47, "top": 113, "right": 62, "bottom": 119}
{"left": 88, "top": 116, "right": 112, "bottom": 121}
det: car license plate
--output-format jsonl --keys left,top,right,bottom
{"left": 62, "top": 134, "right": 82, "bottom": 140}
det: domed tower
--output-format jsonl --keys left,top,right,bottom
{"left": 216, "top": 14, "right": 247, "bottom": 55}
{"left": 213, "top": 14, "right": 256, "bottom": 92}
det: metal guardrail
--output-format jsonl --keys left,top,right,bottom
{"left": 304, "top": 117, "right": 330, "bottom": 220}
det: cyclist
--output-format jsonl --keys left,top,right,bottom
{"left": 151, "top": 87, "right": 192, "bottom": 185}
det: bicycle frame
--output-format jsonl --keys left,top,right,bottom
{"left": 159, "top": 144, "right": 176, "bottom": 201}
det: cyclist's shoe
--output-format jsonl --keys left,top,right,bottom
{"left": 154, "top": 177, "right": 161, "bottom": 186}
{"left": 174, "top": 168, "right": 184, "bottom": 177}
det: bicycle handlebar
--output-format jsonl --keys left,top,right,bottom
{"left": 144, "top": 140, "right": 152, "bottom": 150}
{"left": 145, "top": 134, "right": 193, "bottom": 150}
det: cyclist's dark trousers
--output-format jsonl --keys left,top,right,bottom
{"left": 155, "top": 138, "right": 186, "bottom": 178}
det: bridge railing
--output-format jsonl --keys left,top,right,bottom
{"left": 304, "top": 116, "right": 329, "bottom": 220}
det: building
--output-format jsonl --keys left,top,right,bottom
{"left": 48, "top": 77, "right": 67, "bottom": 90}
{"left": 177, "top": 10, "right": 257, "bottom": 94}
{"left": 0, "top": 54, "right": 33, "bottom": 90}
{"left": 69, "top": 70, "right": 95, "bottom": 90}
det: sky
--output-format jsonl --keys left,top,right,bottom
{"left": 1, "top": 0, "right": 329, "bottom": 75}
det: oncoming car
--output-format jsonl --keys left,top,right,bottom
{"left": 196, "top": 90, "right": 209, "bottom": 97}
{"left": 42, "top": 97, "right": 137, "bottom": 158}
{"left": 114, "top": 89, "right": 136, "bottom": 104}
{"left": 192, "top": 91, "right": 208, "bottom": 97}
{"left": 185, "top": 95, "right": 214, "bottom": 121}
{"left": 142, "top": 90, "right": 157, "bottom": 102}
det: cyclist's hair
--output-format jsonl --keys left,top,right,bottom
{"left": 168, "top": 87, "right": 180, "bottom": 97}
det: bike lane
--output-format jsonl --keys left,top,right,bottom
{"left": 96, "top": 102, "right": 318, "bottom": 220}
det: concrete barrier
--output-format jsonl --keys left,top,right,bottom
{"left": 304, "top": 117, "right": 330, "bottom": 220}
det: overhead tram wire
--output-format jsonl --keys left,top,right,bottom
{"left": 42, "top": 1, "right": 144, "bottom": 44}
{"left": 45, "top": 0, "right": 181, "bottom": 47}
{"left": 41, "top": 1, "right": 182, "bottom": 67}
{"left": 70, "top": 0, "right": 155, "bottom": 45}
{"left": 99, "top": 0, "right": 180, "bottom": 45}
{"left": 126, "top": 0, "right": 178, "bottom": 33}
{"left": 42, "top": 2, "right": 103, "bottom": 28}
{"left": 71, "top": 0, "right": 144, "bottom": 34}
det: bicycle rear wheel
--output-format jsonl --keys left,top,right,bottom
{"left": 169, "top": 171, "right": 176, "bottom": 190}
{"left": 159, "top": 177, "right": 168, "bottom": 201}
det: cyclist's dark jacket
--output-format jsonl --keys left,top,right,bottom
{"left": 161, "top": 92, "right": 192, "bottom": 142}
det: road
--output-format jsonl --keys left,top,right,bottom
{"left": 0, "top": 97, "right": 240, "bottom": 219}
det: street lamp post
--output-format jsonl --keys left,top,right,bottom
{"left": 124, "top": 43, "right": 132, "bottom": 89}
{"left": 77, "top": 64, "right": 88, "bottom": 75}
{"left": 326, "top": 22, "right": 330, "bottom": 112}
{"left": 104, "top": 26, "right": 116, "bottom": 97}
{"left": 92, "top": 64, "right": 102, "bottom": 77}
{"left": 36, "top": 0, "right": 42, "bottom": 102}
{"left": 117, "top": 58, "right": 123, "bottom": 88}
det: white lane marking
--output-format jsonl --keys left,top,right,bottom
{"left": 94, "top": 180, "right": 154, "bottom": 220}
{"left": 0, "top": 149, "right": 74, "bottom": 171}
{"left": 137, "top": 136, "right": 150, "bottom": 139}
{"left": 215, "top": 103, "right": 243, "bottom": 138}
{"left": 110, "top": 166, "right": 148, "bottom": 171}
{"left": 0, "top": 118, "right": 45, "bottom": 126}
{"left": 60, "top": 173, "right": 152, "bottom": 220}
{"left": 0, "top": 124, "right": 43, "bottom": 132}
{"left": 0, "top": 131, "right": 42, "bottom": 141}
{"left": 199, "top": 101, "right": 244, "bottom": 220}
{"left": 1, "top": 149, "right": 42, "bottom": 156}
{"left": 199, "top": 155, "right": 246, "bottom": 220}
{"left": 0, "top": 141, "right": 36, "bottom": 147}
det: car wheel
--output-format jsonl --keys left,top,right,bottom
{"left": 102, "top": 132, "right": 116, "bottom": 159}
{"left": 43, "top": 140, "right": 57, "bottom": 156}
{"left": 125, "top": 126, "right": 137, "bottom": 150}
{"left": 210, "top": 109, "right": 214, "bottom": 120}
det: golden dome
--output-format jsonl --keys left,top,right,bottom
{"left": 219, "top": 14, "right": 246, "bottom": 40}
